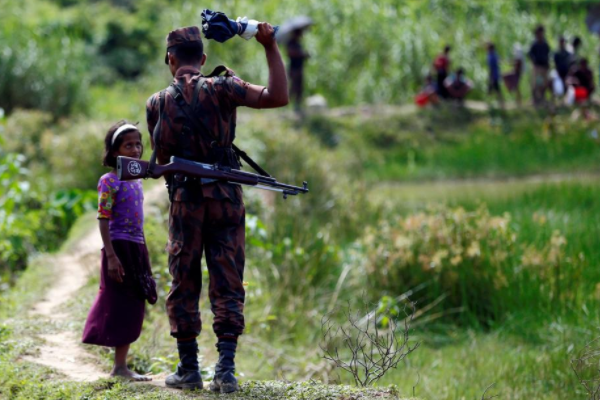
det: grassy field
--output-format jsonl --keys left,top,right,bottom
{"left": 50, "top": 175, "right": 595, "bottom": 400}
{"left": 369, "top": 178, "right": 600, "bottom": 399}
{"left": 3, "top": 102, "right": 600, "bottom": 398}
{"left": 3, "top": 1, "right": 600, "bottom": 398}
{"left": 320, "top": 106, "right": 600, "bottom": 182}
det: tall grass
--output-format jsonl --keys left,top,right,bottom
{"left": 162, "top": 0, "right": 594, "bottom": 106}
{"left": 333, "top": 108, "right": 600, "bottom": 182}
{"left": 358, "top": 204, "right": 577, "bottom": 327}
{"left": 3, "top": 0, "right": 596, "bottom": 113}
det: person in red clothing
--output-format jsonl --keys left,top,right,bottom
{"left": 433, "top": 45, "right": 451, "bottom": 99}
{"left": 568, "top": 57, "right": 595, "bottom": 102}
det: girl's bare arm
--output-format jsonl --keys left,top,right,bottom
{"left": 99, "top": 219, "right": 125, "bottom": 283}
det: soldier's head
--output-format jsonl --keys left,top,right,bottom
{"left": 103, "top": 120, "right": 143, "bottom": 168}
{"left": 165, "top": 26, "right": 206, "bottom": 76}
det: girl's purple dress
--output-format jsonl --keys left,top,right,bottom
{"left": 82, "top": 172, "right": 152, "bottom": 347}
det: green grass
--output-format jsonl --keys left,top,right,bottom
{"left": 327, "top": 107, "right": 600, "bottom": 182}
{"left": 0, "top": 214, "right": 411, "bottom": 400}
{"left": 378, "top": 326, "right": 590, "bottom": 400}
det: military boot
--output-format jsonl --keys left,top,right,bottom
{"left": 209, "top": 342, "right": 238, "bottom": 393}
{"left": 165, "top": 340, "right": 203, "bottom": 390}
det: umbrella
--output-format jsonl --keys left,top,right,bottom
{"left": 201, "top": 9, "right": 279, "bottom": 43}
{"left": 586, "top": 4, "right": 600, "bottom": 35}
{"left": 276, "top": 16, "right": 313, "bottom": 43}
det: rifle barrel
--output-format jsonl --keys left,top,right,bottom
{"left": 116, "top": 156, "right": 308, "bottom": 197}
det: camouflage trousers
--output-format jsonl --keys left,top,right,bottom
{"left": 165, "top": 198, "right": 245, "bottom": 339}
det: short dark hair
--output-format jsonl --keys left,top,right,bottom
{"left": 444, "top": 45, "right": 451, "bottom": 53}
{"left": 573, "top": 36, "right": 582, "bottom": 49}
{"left": 169, "top": 41, "right": 204, "bottom": 65}
{"left": 534, "top": 25, "right": 545, "bottom": 35}
{"left": 102, "top": 120, "right": 142, "bottom": 168}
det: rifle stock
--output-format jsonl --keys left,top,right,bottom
{"left": 116, "top": 156, "right": 308, "bottom": 197}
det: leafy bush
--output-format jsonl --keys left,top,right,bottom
{"left": 2, "top": 110, "right": 54, "bottom": 165}
{"left": 40, "top": 118, "right": 110, "bottom": 190}
{"left": 97, "top": 19, "right": 160, "bottom": 80}
{"left": 358, "top": 205, "right": 573, "bottom": 326}
{"left": 0, "top": 153, "right": 96, "bottom": 286}
{"left": 0, "top": 3, "right": 90, "bottom": 117}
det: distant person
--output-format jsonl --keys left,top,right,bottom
{"left": 444, "top": 67, "right": 473, "bottom": 104}
{"left": 503, "top": 44, "right": 524, "bottom": 106}
{"left": 433, "top": 45, "right": 452, "bottom": 99}
{"left": 82, "top": 121, "right": 157, "bottom": 381}
{"left": 567, "top": 58, "right": 595, "bottom": 119}
{"left": 554, "top": 36, "right": 571, "bottom": 91}
{"left": 415, "top": 74, "right": 439, "bottom": 107}
{"left": 569, "top": 36, "right": 583, "bottom": 69}
{"left": 287, "top": 28, "right": 309, "bottom": 114}
{"left": 528, "top": 25, "right": 551, "bottom": 106}
{"left": 568, "top": 57, "right": 595, "bottom": 102}
{"left": 487, "top": 43, "right": 504, "bottom": 107}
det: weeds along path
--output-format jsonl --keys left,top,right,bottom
{"left": 23, "top": 183, "right": 167, "bottom": 382}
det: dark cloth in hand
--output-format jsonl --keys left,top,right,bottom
{"left": 201, "top": 9, "right": 245, "bottom": 43}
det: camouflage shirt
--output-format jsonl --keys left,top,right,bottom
{"left": 146, "top": 66, "right": 250, "bottom": 203}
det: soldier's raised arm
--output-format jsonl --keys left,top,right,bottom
{"left": 244, "top": 23, "right": 289, "bottom": 109}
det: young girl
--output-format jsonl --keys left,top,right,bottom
{"left": 82, "top": 120, "right": 157, "bottom": 381}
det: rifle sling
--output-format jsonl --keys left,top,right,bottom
{"left": 147, "top": 89, "right": 165, "bottom": 178}
{"left": 166, "top": 79, "right": 272, "bottom": 178}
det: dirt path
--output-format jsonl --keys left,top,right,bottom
{"left": 23, "top": 183, "right": 167, "bottom": 382}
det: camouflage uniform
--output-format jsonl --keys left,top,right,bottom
{"left": 146, "top": 27, "right": 252, "bottom": 340}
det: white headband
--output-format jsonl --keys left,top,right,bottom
{"left": 111, "top": 124, "right": 139, "bottom": 145}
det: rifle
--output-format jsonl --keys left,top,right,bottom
{"left": 117, "top": 156, "right": 309, "bottom": 199}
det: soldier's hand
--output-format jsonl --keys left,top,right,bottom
{"left": 255, "top": 22, "right": 276, "bottom": 48}
{"left": 107, "top": 254, "right": 125, "bottom": 283}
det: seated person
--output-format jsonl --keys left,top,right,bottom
{"left": 444, "top": 68, "right": 473, "bottom": 102}
{"left": 415, "top": 74, "right": 439, "bottom": 107}
{"left": 567, "top": 58, "right": 594, "bottom": 103}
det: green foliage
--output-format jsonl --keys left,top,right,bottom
{"left": 3, "top": 0, "right": 598, "bottom": 113}
{"left": 99, "top": 22, "right": 158, "bottom": 79}
{"left": 0, "top": 152, "right": 96, "bottom": 285}
{"left": 143, "top": 210, "right": 169, "bottom": 296}
{"left": 95, "top": 0, "right": 163, "bottom": 81}
{"left": 0, "top": 109, "right": 104, "bottom": 281}
{"left": 2, "top": 110, "right": 54, "bottom": 163}
{"left": 0, "top": 1, "right": 90, "bottom": 117}
{"left": 359, "top": 204, "right": 574, "bottom": 326}
{"left": 337, "top": 108, "right": 600, "bottom": 181}
{"left": 164, "top": 0, "right": 595, "bottom": 106}
{"left": 4, "top": 109, "right": 139, "bottom": 191}
{"left": 39, "top": 117, "right": 110, "bottom": 190}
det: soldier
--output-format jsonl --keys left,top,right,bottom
{"left": 146, "top": 23, "right": 288, "bottom": 392}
